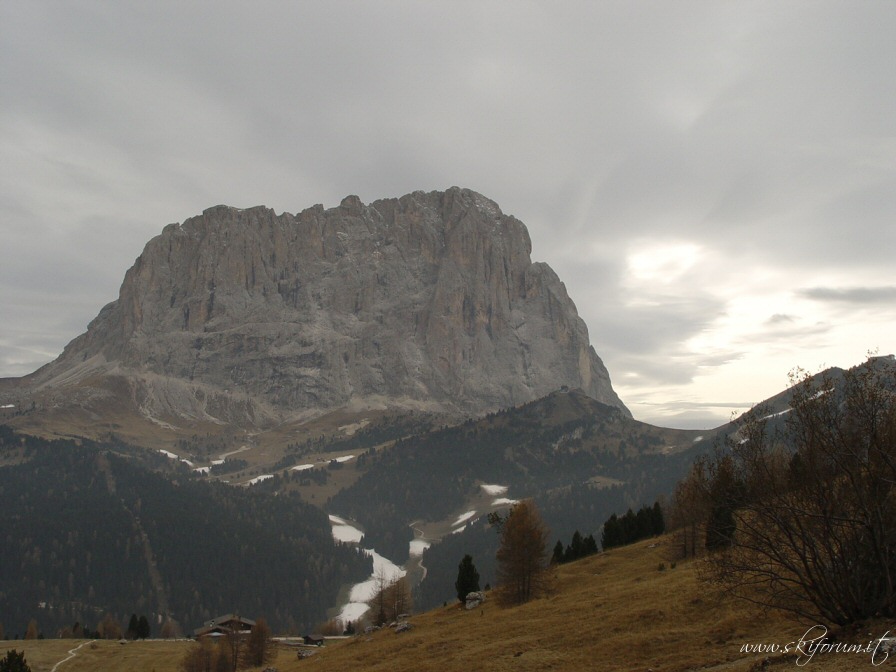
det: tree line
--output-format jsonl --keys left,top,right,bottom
{"left": 600, "top": 502, "right": 665, "bottom": 550}
{"left": 551, "top": 530, "right": 599, "bottom": 564}
{"left": 331, "top": 390, "right": 705, "bottom": 569}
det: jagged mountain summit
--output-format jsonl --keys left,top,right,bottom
{"left": 2, "top": 187, "right": 627, "bottom": 437}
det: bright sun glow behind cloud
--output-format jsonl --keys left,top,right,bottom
{"left": 606, "top": 236, "right": 894, "bottom": 428}
{"left": 614, "top": 254, "right": 894, "bottom": 428}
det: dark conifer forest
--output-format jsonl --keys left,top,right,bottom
{"left": 0, "top": 428, "right": 370, "bottom": 637}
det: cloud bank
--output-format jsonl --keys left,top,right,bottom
{"left": 2, "top": 1, "right": 894, "bottom": 427}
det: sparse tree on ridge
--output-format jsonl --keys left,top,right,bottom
{"left": 369, "top": 574, "right": 413, "bottom": 624}
{"left": 371, "top": 566, "right": 391, "bottom": 626}
{"left": 390, "top": 576, "right": 412, "bottom": 617}
{"left": 668, "top": 460, "right": 710, "bottom": 559}
{"left": 495, "top": 500, "right": 552, "bottom": 605}
{"left": 241, "top": 616, "right": 275, "bottom": 668}
{"left": 223, "top": 621, "right": 243, "bottom": 672}
{"left": 180, "top": 638, "right": 229, "bottom": 672}
{"left": 160, "top": 619, "right": 178, "bottom": 639}
{"left": 704, "top": 454, "right": 739, "bottom": 551}
{"left": 701, "top": 358, "right": 896, "bottom": 625}
{"left": 98, "top": 613, "right": 122, "bottom": 640}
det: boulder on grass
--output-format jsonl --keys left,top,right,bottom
{"left": 465, "top": 591, "right": 486, "bottom": 610}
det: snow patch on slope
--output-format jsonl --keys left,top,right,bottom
{"left": 158, "top": 449, "right": 194, "bottom": 469}
{"left": 336, "top": 549, "right": 406, "bottom": 624}
{"left": 329, "top": 515, "right": 364, "bottom": 544}
{"left": 453, "top": 510, "right": 477, "bottom": 526}
{"left": 246, "top": 474, "right": 273, "bottom": 486}
{"left": 327, "top": 513, "right": 409, "bottom": 625}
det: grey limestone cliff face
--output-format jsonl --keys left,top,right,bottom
{"left": 26, "top": 188, "right": 628, "bottom": 426}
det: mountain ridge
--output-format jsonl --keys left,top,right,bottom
{"left": 1, "top": 187, "right": 627, "bottom": 445}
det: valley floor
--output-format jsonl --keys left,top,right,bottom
{"left": 4, "top": 536, "right": 889, "bottom": 671}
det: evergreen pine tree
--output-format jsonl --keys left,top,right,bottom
{"left": 569, "top": 530, "right": 584, "bottom": 560}
{"left": 651, "top": 501, "right": 665, "bottom": 535}
{"left": 601, "top": 514, "right": 621, "bottom": 549}
{"left": 636, "top": 508, "right": 651, "bottom": 538}
{"left": 551, "top": 540, "right": 564, "bottom": 564}
{"left": 0, "top": 650, "right": 31, "bottom": 672}
{"left": 621, "top": 509, "right": 637, "bottom": 544}
{"left": 455, "top": 554, "right": 481, "bottom": 602}
{"left": 583, "top": 534, "right": 598, "bottom": 556}
{"left": 137, "top": 615, "right": 150, "bottom": 639}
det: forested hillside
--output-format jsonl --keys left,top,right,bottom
{"left": 331, "top": 390, "right": 704, "bottom": 561}
{"left": 0, "top": 428, "right": 370, "bottom": 637}
{"left": 413, "top": 461, "right": 696, "bottom": 611}
{"left": 327, "top": 390, "right": 711, "bottom": 610}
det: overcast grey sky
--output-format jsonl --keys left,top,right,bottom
{"left": 2, "top": 1, "right": 894, "bottom": 428}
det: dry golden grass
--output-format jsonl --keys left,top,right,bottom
{"left": 5, "top": 537, "right": 889, "bottom": 671}
{"left": 0, "top": 639, "right": 78, "bottom": 672}
{"left": 0, "top": 638, "right": 192, "bottom": 672}
{"left": 270, "top": 537, "right": 888, "bottom": 672}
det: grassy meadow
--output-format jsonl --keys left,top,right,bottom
{"left": 4, "top": 536, "right": 889, "bottom": 671}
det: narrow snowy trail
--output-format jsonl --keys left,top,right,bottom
{"left": 50, "top": 639, "right": 96, "bottom": 672}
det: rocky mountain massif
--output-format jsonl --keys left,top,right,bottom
{"left": 0, "top": 188, "right": 626, "bottom": 444}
